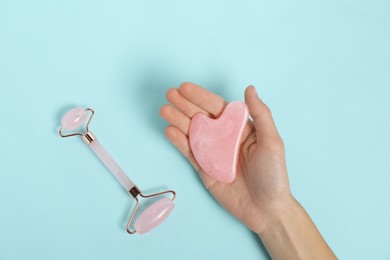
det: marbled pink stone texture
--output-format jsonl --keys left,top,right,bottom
{"left": 189, "top": 101, "right": 249, "bottom": 183}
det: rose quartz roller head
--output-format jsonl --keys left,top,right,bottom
{"left": 59, "top": 107, "right": 176, "bottom": 235}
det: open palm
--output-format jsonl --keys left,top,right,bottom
{"left": 160, "top": 82, "right": 292, "bottom": 234}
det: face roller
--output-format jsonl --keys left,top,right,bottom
{"left": 59, "top": 107, "right": 176, "bottom": 235}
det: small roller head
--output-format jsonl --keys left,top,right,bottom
{"left": 61, "top": 107, "right": 87, "bottom": 131}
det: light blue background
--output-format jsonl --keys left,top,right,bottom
{"left": 0, "top": 0, "right": 389, "bottom": 259}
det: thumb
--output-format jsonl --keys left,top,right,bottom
{"left": 244, "top": 86, "right": 281, "bottom": 143}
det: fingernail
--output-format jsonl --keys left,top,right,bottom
{"left": 250, "top": 85, "right": 258, "bottom": 97}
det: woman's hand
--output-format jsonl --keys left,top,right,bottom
{"left": 160, "top": 82, "right": 336, "bottom": 259}
{"left": 160, "top": 82, "right": 292, "bottom": 234}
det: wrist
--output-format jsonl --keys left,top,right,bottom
{"left": 257, "top": 196, "right": 337, "bottom": 260}
{"left": 258, "top": 195, "right": 300, "bottom": 237}
{"left": 243, "top": 194, "right": 298, "bottom": 235}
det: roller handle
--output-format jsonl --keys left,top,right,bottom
{"left": 88, "top": 139, "right": 135, "bottom": 191}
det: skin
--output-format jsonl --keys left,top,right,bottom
{"left": 160, "top": 82, "right": 337, "bottom": 259}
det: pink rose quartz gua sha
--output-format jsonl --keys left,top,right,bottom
{"left": 59, "top": 107, "right": 176, "bottom": 235}
{"left": 189, "top": 101, "right": 249, "bottom": 183}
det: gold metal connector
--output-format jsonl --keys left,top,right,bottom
{"left": 82, "top": 132, "right": 96, "bottom": 144}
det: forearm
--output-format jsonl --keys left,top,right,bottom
{"left": 258, "top": 198, "right": 337, "bottom": 260}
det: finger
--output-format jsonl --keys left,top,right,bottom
{"left": 160, "top": 104, "right": 190, "bottom": 135}
{"left": 165, "top": 125, "right": 217, "bottom": 189}
{"left": 165, "top": 125, "right": 200, "bottom": 170}
{"left": 244, "top": 86, "right": 281, "bottom": 142}
{"left": 166, "top": 88, "right": 210, "bottom": 118}
{"left": 178, "top": 82, "right": 228, "bottom": 118}
{"left": 176, "top": 82, "right": 254, "bottom": 143}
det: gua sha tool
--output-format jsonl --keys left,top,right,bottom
{"left": 189, "top": 101, "right": 249, "bottom": 183}
{"left": 59, "top": 107, "right": 176, "bottom": 235}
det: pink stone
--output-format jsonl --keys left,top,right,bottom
{"left": 134, "top": 198, "right": 175, "bottom": 235}
{"left": 61, "top": 107, "right": 87, "bottom": 131}
{"left": 189, "top": 101, "right": 249, "bottom": 183}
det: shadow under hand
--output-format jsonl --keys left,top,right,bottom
{"left": 250, "top": 231, "right": 271, "bottom": 259}
{"left": 132, "top": 68, "right": 178, "bottom": 136}
{"left": 130, "top": 65, "right": 230, "bottom": 136}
